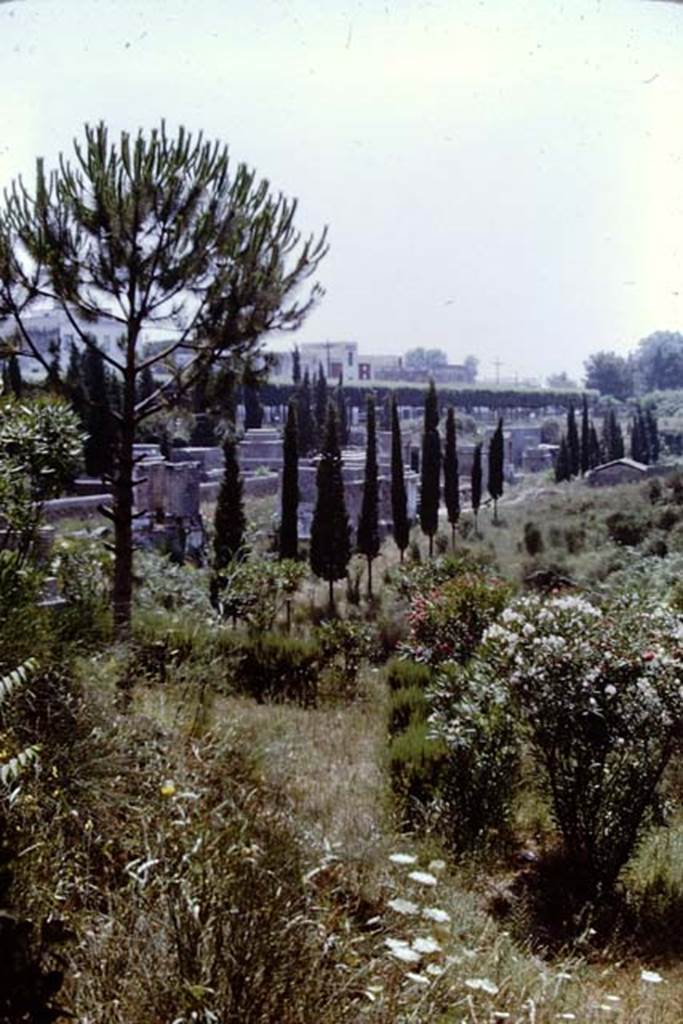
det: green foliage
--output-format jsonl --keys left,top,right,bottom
{"left": 470, "top": 441, "right": 482, "bottom": 526}
{"left": 484, "top": 594, "right": 683, "bottom": 893}
{"left": 237, "top": 634, "right": 320, "bottom": 706}
{"left": 523, "top": 521, "right": 544, "bottom": 556}
{"left": 387, "top": 684, "right": 428, "bottom": 737}
{"left": 385, "top": 657, "right": 432, "bottom": 693}
{"left": 584, "top": 350, "right": 633, "bottom": 400}
{"left": 566, "top": 403, "right": 580, "bottom": 478}
{"left": 430, "top": 660, "right": 521, "bottom": 856}
{"left": 309, "top": 405, "right": 351, "bottom": 604}
{"left": 605, "top": 510, "right": 650, "bottom": 547}
{"left": 402, "top": 568, "right": 511, "bottom": 667}
{"left": 316, "top": 618, "right": 374, "bottom": 696}
{"left": 390, "top": 395, "right": 410, "bottom": 560}
{"left": 216, "top": 558, "right": 307, "bottom": 633}
{"left": 279, "top": 400, "right": 299, "bottom": 559}
{"left": 81, "top": 344, "right": 116, "bottom": 478}
{"left": 419, "top": 381, "right": 441, "bottom": 551}
{"left": 443, "top": 406, "right": 460, "bottom": 540}
{"left": 388, "top": 720, "right": 448, "bottom": 826}
{"left": 356, "top": 396, "right": 379, "bottom": 593}
{"left": 487, "top": 416, "right": 504, "bottom": 516}
{"left": 0, "top": 660, "right": 41, "bottom": 788}
{"left": 0, "top": 396, "right": 83, "bottom": 501}
{"left": 213, "top": 431, "right": 246, "bottom": 574}
{"left": 51, "top": 536, "right": 114, "bottom": 645}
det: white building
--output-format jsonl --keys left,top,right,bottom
{"left": 0, "top": 306, "right": 125, "bottom": 381}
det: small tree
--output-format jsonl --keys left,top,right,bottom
{"left": 279, "top": 400, "right": 299, "bottom": 560}
{"left": 213, "top": 431, "right": 246, "bottom": 578}
{"left": 419, "top": 380, "right": 441, "bottom": 556}
{"left": 292, "top": 345, "right": 301, "bottom": 384}
{"left": 309, "top": 404, "right": 351, "bottom": 611}
{"left": 356, "top": 395, "right": 380, "bottom": 598}
{"left": 443, "top": 406, "right": 460, "bottom": 549}
{"left": 243, "top": 383, "right": 263, "bottom": 430}
{"left": 336, "top": 372, "right": 348, "bottom": 448}
{"left": 390, "top": 395, "right": 410, "bottom": 562}
{"left": 580, "top": 394, "right": 590, "bottom": 475}
{"left": 471, "top": 442, "right": 482, "bottom": 531}
{"left": 297, "top": 369, "right": 316, "bottom": 456}
{"left": 566, "top": 403, "right": 580, "bottom": 478}
{"left": 588, "top": 422, "right": 602, "bottom": 469}
{"left": 314, "top": 363, "right": 328, "bottom": 446}
{"left": 7, "top": 354, "right": 22, "bottom": 399}
{"left": 646, "top": 406, "right": 660, "bottom": 463}
{"left": 487, "top": 416, "right": 504, "bottom": 522}
{"left": 555, "top": 436, "right": 570, "bottom": 483}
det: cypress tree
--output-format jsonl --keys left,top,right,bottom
{"left": 292, "top": 345, "right": 301, "bottom": 384}
{"left": 588, "top": 422, "right": 602, "bottom": 469}
{"left": 612, "top": 413, "right": 625, "bottom": 460}
{"left": 64, "top": 341, "right": 85, "bottom": 420}
{"left": 580, "top": 394, "right": 590, "bottom": 475}
{"left": 7, "top": 354, "right": 22, "bottom": 399}
{"left": 137, "top": 363, "right": 156, "bottom": 405}
{"left": 443, "top": 406, "right": 460, "bottom": 549}
{"left": 471, "top": 441, "right": 482, "bottom": 531}
{"left": 567, "top": 403, "right": 580, "bottom": 478}
{"left": 646, "top": 407, "right": 660, "bottom": 464}
{"left": 487, "top": 416, "right": 504, "bottom": 522}
{"left": 336, "top": 372, "right": 348, "bottom": 448}
{"left": 279, "top": 400, "right": 299, "bottom": 560}
{"left": 356, "top": 395, "right": 380, "bottom": 598}
{"left": 297, "top": 369, "right": 315, "bottom": 455}
{"left": 244, "top": 383, "right": 263, "bottom": 429}
{"left": 419, "top": 380, "right": 441, "bottom": 557}
{"left": 314, "top": 362, "right": 328, "bottom": 445}
{"left": 213, "top": 431, "right": 246, "bottom": 571}
{"left": 390, "top": 395, "right": 410, "bottom": 562}
{"left": 310, "top": 403, "right": 351, "bottom": 611}
{"left": 555, "top": 436, "right": 570, "bottom": 482}
{"left": 82, "top": 343, "right": 114, "bottom": 478}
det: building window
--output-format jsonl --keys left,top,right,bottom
{"left": 359, "top": 363, "right": 371, "bottom": 380}
{"left": 347, "top": 349, "right": 354, "bottom": 367}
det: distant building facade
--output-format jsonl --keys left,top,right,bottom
{"left": 0, "top": 306, "right": 126, "bottom": 381}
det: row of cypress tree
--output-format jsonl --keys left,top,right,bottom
{"left": 555, "top": 398, "right": 660, "bottom": 482}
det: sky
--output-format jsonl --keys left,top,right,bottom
{"left": 1, "top": 0, "right": 682, "bottom": 384}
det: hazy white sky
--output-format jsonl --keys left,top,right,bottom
{"left": 1, "top": 0, "right": 682, "bottom": 383}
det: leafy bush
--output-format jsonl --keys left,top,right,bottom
{"left": 483, "top": 594, "right": 683, "bottom": 894}
{"left": 605, "top": 510, "right": 649, "bottom": 547}
{"left": 523, "top": 521, "right": 544, "bottom": 556}
{"left": 401, "top": 570, "right": 511, "bottom": 667}
{"left": 387, "top": 720, "right": 448, "bottom": 827}
{"left": 387, "top": 684, "right": 428, "bottom": 737}
{"left": 236, "top": 634, "right": 320, "bottom": 706}
{"left": 216, "top": 558, "right": 307, "bottom": 633}
{"left": 429, "top": 661, "right": 520, "bottom": 856}
{"left": 385, "top": 658, "right": 432, "bottom": 693}
{"left": 52, "top": 536, "right": 113, "bottom": 645}
{"left": 316, "top": 619, "right": 374, "bottom": 698}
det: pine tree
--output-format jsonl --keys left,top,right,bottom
{"left": 567, "top": 403, "right": 580, "bottom": 478}
{"left": 310, "top": 403, "right": 351, "bottom": 611}
{"left": 555, "top": 436, "right": 570, "bottom": 482}
{"left": 82, "top": 343, "right": 114, "bottom": 478}
{"left": 244, "top": 383, "right": 263, "bottom": 429}
{"left": 487, "top": 417, "right": 504, "bottom": 522}
{"left": 314, "top": 363, "right": 328, "bottom": 445}
{"left": 137, "top": 363, "right": 156, "bottom": 405}
{"left": 213, "top": 431, "right": 246, "bottom": 572}
{"left": 356, "top": 396, "right": 380, "bottom": 598}
{"left": 580, "top": 394, "right": 590, "bottom": 475}
{"left": 297, "top": 369, "right": 316, "bottom": 455}
{"left": 419, "top": 380, "right": 441, "bottom": 556}
{"left": 390, "top": 395, "right": 410, "bottom": 562}
{"left": 292, "top": 345, "right": 301, "bottom": 384}
{"left": 443, "top": 406, "right": 460, "bottom": 549}
{"left": 279, "top": 400, "right": 299, "bottom": 560}
{"left": 471, "top": 442, "right": 482, "bottom": 531}
{"left": 336, "top": 372, "right": 348, "bottom": 447}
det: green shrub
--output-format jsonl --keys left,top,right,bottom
{"left": 483, "top": 594, "right": 683, "bottom": 895}
{"left": 385, "top": 658, "right": 432, "bottom": 692}
{"left": 429, "top": 661, "right": 521, "bottom": 856}
{"left": 523, "top": 521, "right": 544, "bottom": 556}
{"left": 657, "top": 506, "right": 679, "bottom": 532}
{"left": 605, "top": 510, "right": 649, "bottom": 547}
{"left": 388, "top": 720, "right": 448, "bottom": 827}
{"left": 236, "top": 634, "right": 320, "bottom": 706}
{"left": 387, "top": 684, "right": 428, "bottom": 737}
{"left": 564, "top": 525, "right": 585, "bottom": 554}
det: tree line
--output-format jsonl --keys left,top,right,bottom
{"left": 555, "top": 397, "right": 660, "bottom": 482}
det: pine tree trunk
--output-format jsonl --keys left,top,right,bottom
{"left": 451, "top": 524, "right": 456, "bottom": 551}
{"left": 429, "top": 533, "right": 434, "bottom": 558}
{"left": 328, "top": 577, "right": 334, "bottom": 615}
{"left": 367, "top": 555, "right": 373, "bottom": 599}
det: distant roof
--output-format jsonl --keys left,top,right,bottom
{"left": 590, "top": 458, "right": 648, "bottom": 473}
